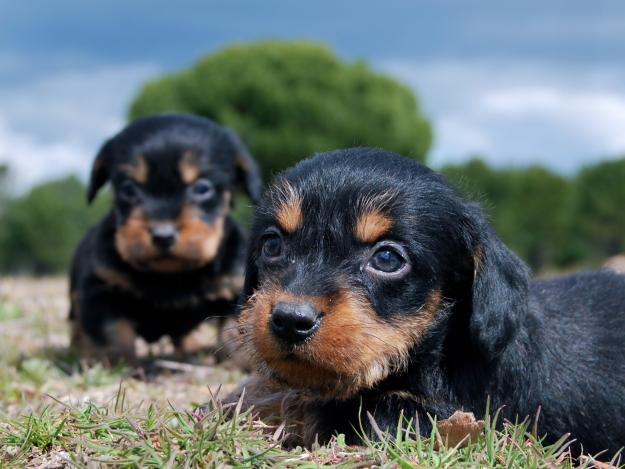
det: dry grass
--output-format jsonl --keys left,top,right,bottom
{"left": 0, "top": 277, "right": 621, "bottom": 468}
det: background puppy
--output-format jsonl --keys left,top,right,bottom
{"left": 70, "top": 113, "right": 262, "bottom": 362}
{"left": 238, "top": 147, "right": 625, "bottom": 455}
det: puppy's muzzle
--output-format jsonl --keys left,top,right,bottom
{"left": 270, "top": 301, "right": 321, "bottom": 344}
{"left": 151, "top": 224, "right": 178, "bottom": 252}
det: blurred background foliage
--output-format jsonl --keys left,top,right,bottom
{"left": 0, "top": 175, "right": 110, "bottom": 273}
{"left": 129, "top": 41, "right": 432, "bottom": 177}
{"left": 0, "top": 41, "right": 623, "bottom": 275}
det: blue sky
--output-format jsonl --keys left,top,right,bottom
{"left": 1, "top": 0, "right": 625, "bottom": 190}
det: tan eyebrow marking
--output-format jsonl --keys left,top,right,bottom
{"left": 355, "top": 210, "right": 394, "bottom": 243}
{"left": 119, "top": 154, "right": 149, "bottom": 183}
{"left": 179, "top": 150, "right": 200, "bottom": 184}
{"left": 274, "top": 180, "right": 303, "bottom": 233}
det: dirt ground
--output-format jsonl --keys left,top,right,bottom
{"left": 0, "top": 276, "right": 247, "bottom": 418}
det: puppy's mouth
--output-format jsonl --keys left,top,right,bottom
{"left": 114, "top": 208, "right": 227, "bottom": 272}
{"left": 238, "top": 286, "right": 442, "bottom": 400}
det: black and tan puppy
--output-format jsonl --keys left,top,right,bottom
{"left": 70, "top": 113, "right": 261, "bottom": 361}
{"left": 238, "top": 148, "right": 625, "bottom": 455}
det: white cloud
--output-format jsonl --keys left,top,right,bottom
{"left": 0, "top": 63, "right": 159, "bottom": 192}
{"left": 482, "top": 87, "right": 625, "bottom": 152}
{"left": 0, "top": 119, "right": 89, "bottom": 192}
{"left": 2, "top": 57, "right": 625, "bottom": 192}
{"left": 380, "top": 59, "right": 625, "bottom": 172}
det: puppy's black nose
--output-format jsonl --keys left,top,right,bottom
{"left": 151, "top": 224, "right": 177, "bottom": 251}
{"left": 270, "top": 302, "right": 321, "bottom": 343}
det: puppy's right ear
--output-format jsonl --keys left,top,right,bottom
{"left": 87, "top": 139, "right": 114, "bottom": 204}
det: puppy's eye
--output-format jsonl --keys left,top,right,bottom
{"left": 366, "top": 243, "right": 410, "bottom": 277}
{"left": 370, "top": 249, "right": 404, "bottom": 272}
{"left": 261, "top": 234, "right": 282, "bottom": 259}
{"left": 118, "top": 180, "right": 139, "bottom": 202}
{"left": 189, "top": 178, "right": 215, "bottom": 202}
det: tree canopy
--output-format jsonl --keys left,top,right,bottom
{"left": 0, "top": 176, "right": 109, "bottom": 274}
{"left": 442, "top": 160, "right": 576, "bottom": 269}
{"left": 572, "top": 159, "right": 625, "bottom": 262}
{"left": 0, "top": 157, "right": 623, "bottom": 274}
{"left": 129, "top": 41, "right": 432, "bottom": 177}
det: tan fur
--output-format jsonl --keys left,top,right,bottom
{"left": 174, "top": 199, "right": 227, "bottom": 264}
{"left": 94, "top": 264, "right": 136, "bottom": 293}
{"left": 354, "top": 210, "right": 393, "bottom": 243}
{"left": 119, "top": 155, "right": 149, "bottom": 184}
{"left": 239, "top": 285, "right": 442, "bottom": 400}
{"left": 215, "top": 316, "right": 254, "bottom": 370}
{"left": 236, "top": 152, "right": 251, "bottom": 171}
{"left": 473, "top": 244, "right": 483, "bottom": 276}
{"left": 203, "top": 274, "right": 244, "bottom": 301}
{"left": 115, "top": 207, "right": 155, "bottom": 266}
{"left": 381, "top": 390, "right": 429, "bottom": 406}
{"left": 179, "top": 150, "right": 200, "bottom": 183}
{"left": 114, "top": 193, "right": 230, "bottom": 272}
{"left": 70, "top": 312, "right": 137, "bottom": 363}
{"left": 272, "top": 181, "right": 303, "bottom": 233}
{"left": 172, "top": 330, "right": 203, "bottom": 357}
{"left": 103, "top": 318, "right": 137, "bottom": 361}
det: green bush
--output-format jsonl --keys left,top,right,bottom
{"left": 572, "top": 158, "right": 625, "bottom": 262}
{"left": 129, "top": 40, "right": 432, "bottom": 177}
{"left": 442, "top": 159, "right": 575, "bottom": 270}
{"left": 0, "top": 176, "right": 109, "bottom": 274}
{"left": 0, "top": 164, "right": 9, "bottom": 214}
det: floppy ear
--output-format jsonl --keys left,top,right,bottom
{"left": 467, "top": 208, "right": 530, "bottom": 359}
{"left": 87, "top": 139, "right": 114, "bottom": 204}
{"left": 225, "top": 130, "right": 263, "bottom": 203}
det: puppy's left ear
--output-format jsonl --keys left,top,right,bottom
{"left": 466, "top": 206, "right": 530, "bottom": 359}
{"left": 87, "top": 138, "right": 114, "bottom": 204}
{"left": 225, "top": 130, "right": 263, "bottom": 203}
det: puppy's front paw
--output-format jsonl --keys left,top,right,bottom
{"left": 70, "top": 317, "right": 137, "bottom": 365}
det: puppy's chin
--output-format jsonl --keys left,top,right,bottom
{"left": 132, "top": 256, "right": 207, "bottom": 273}
{"left": 258, "top": 352, "right": 371, "bottom": 401}
{"left": 115, "top": 243, "right": 215, "bottom": 273}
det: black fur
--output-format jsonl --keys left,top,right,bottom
{"left": 69, "top": 113, "right": 262, "bottom": 359}
{"left": 242, "top": 147, "right": 625, "bottom": 456}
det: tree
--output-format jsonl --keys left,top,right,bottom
{"left": 129, "top": 40, "right": 432, "bottom": 177}
{"left": 0, "top": 164, "right": 8, "bottom": 214}
{"left": 573, "top": 158, "right": 625, "bottom": 261}
{"left": 441, "top": 159, "right": 575, "bottom": 270}
{"left": 0, "top": 176, "right": 110, "bottom": 274}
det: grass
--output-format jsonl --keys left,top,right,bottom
{"left": 0, "top": 277, "right": 621, "bottom": 468}
{"left": 2, "top": 388, "right": 614, "bottom": 468}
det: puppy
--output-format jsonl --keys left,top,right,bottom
{"left": 237, "top": 148, "right": 625, "bottom": 455}
{"left": 69, "top": 113, "right": 262, "bottom": 361}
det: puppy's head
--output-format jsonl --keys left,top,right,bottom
{"left": 239, "top": 148, "right": 529, "bottom": 399}
{"left": 88, "top": 113, "right": 261, "bottom": 272}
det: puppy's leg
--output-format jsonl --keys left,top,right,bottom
{"left": 171, "top": 331, "right": 202, "bottom": 357}
{"left": 101, "top": 317, "right": 137, "bottom": 364}
{"left": 293, "top": 392, "right": 459, "bottom": 446}
{"left": 219, "top": 375, "right": 313, "bottom": 447}
{"left": 72, "top": 291, "right": 137, "bottom": 364}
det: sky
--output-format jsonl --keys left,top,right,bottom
{"left": 1, "top": 0, "right": 625, "bottom": 191}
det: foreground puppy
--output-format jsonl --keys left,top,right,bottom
{"left": 238, "top": 148, "right": 625, "bottom": 455}
{"left": 70, "top": 113, "right": 261, "bottom": 361}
